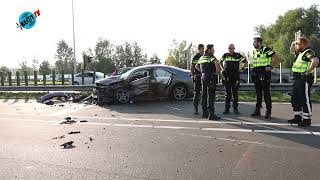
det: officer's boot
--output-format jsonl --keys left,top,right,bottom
{"left": 193, "top": 104, "right": 199, "bottom": 115}
{"left": 251, "top": 108, "right": 261, "bottom": 117}
{"left": 298, "top": 119, "right": 311, "bottom": 127}
{"left": 202, "top": 108, "right": 208, "bottom": 118}
{"left": 288, "top": 115, "right": 302, "bottom": 124}
{"left": 233, "top": 106, "right": 240, "bottom": 115}
{"left": 208, "top": 109, "right": 221, "bottom": 121}
{"left": 265, "top": 109, "right": 271, "bottom": 119}
{"left": 223, "top": 105, "right": 230, "bottom": 114}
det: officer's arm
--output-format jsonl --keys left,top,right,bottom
{"left": 214, "top": 60, "right": 221, "bottom": 75}
{"left": 190, "top": 64, "right": 196, "bottom": 75}
{"left": 195, "top": 64, "right": 201, "bottom": 72}
{"left": 307, "top": 57, "right": 319, "bottom": 74}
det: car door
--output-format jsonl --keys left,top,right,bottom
{"left": 128, "top": 69, "right": 151, "bottom": 96}
{"left": 151, "top": 68, "right": 173, "bottom": 96}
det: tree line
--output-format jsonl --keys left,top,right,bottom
{"left": 1, "top": 38, "right": 161, "bottom": 76}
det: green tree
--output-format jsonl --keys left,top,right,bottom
{"left": 165, "top": 40, "right": 188, "bottom": 69}
{"left": 92, "top": 38, "right": 115, "bottom": 74}
{"left": 148, "top": 53, "right": 161, "bottom": 64}
{"left": 132, "top": 41, "right": 147, "bottom": 66}
{"left": 0, "top": 66, "right": 10, "bottom": 79}
{"left": 54, "top": 40, "right": 75, "bottom": 73}
{"left": 255, "top": 5, "right": 320, "bottom": 68}
{"left": 39, "top": 60, "right": 52, "bottom": 75}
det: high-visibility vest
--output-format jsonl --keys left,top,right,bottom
{"left": 197, "top": 55, "right": 215, "bottom": 64}
{"left": 292, "top": 49, "right": 312, "bottom": 73}
{"left": 222, "top": 54, "right": 245, "bottom": 62}
{"left": 252, "top": 47, "right": 273, "bottom": 68}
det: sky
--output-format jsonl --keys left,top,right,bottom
{"left": 0, "top": 0, "right": 319, "bottom": 69}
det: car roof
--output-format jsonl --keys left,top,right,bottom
{"left": 130, "top": 64, "right": 189, "bottom": 73}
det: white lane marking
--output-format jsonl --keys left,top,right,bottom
{"left": 180, "top": 133, "right": 317, "bottom": 151}
{"left": 154, "top": 126, "right": 198, "bottom": 130}
{"left": 167, "top": 106, "right": 183, "bottom": 111}
{"left": 0, "top": 117, "right": 319, "bottom": 136}
{"left": 1, "top": 113, "right": 320, "bottom": 127}
{"left": 202, "top": 128, "right": 252, "bottom": 133}
{"left": 254, "top": 130, "right": 312, "bottom": 135}
{"left": 50, "top": 104, "right": 92, "bottom": 116}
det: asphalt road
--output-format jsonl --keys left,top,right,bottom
{"left": 0, "top": 99, "right": 320, "bottom": 180}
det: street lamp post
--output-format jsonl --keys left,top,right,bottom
{"left": 72, "top": 0, "right": 77, "bottom": 74}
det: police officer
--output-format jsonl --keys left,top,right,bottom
{"left": 251, "top": 37, "right": 280, "bottom": 119}
{"left": 190, "top": 44, "right": 205, "bottom": 115}
{"left": 196, "top": 44, "right": 221, "bottom": 120}
{"left": 288, "top": 37, "right": 319, "bottom": 126}
{"left": 221, "top": 44, "right": 247, "bottom": 114}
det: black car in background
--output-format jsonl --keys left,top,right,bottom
{"left": 93, "top": 65, "right": 193, "bottom": 104}
{"left": 239, "top": 69, "right": 293, "bottom": 83}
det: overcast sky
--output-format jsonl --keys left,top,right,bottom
{"left": 0, "top": 0, "right": 318, "bottom": 68}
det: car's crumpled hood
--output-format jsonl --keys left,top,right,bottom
{"left": 95, "top": 76, "right": 123, "bottom": 86}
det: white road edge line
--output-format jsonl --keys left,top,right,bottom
{"left": 0, "top": 117, "right": 319, "bottom": 136}
{"left": 1, "top": 113, "right": 320, "bottom": 127}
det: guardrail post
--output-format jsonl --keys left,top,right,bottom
{"left": 52, "top": 70, "right": 55, "bottom": 85}
{"left": 34, "top": 71, "right": 37, "bottom": 86}
{"left": 16, "top": 71, "right": 20, "bottom": 86}
{"left": 24, "top": 71, "right": 28, "bottom": 86}
{"left": 8, "top": 72, "right": 12, "bottom": 86}
{"left": 71, "top": 73, "right": 74, "bottom": 85}
{"left": 61, "top": 70, "right": 65, "bottom": 85}
{"left": 279, "top": 62, "right": 282, "bottom": 84}
{"left": 43, "top": 73, "right": 46, "bottom": 86}
{"left": 81, "top": 69, "right": 84, "bottom": 85}
{"left": 93, "top": 71, "right": 96, "bottom": 84}
{"left": 0, "top": 72, "right": 4, "bottom": 86}
{"left": 247, "top": 64, "right": 250, "bottom": 84}
{"left": 314, "top": 67, "right": 317, "bottom": 83}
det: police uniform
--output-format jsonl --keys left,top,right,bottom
{"left": 192, "top": 53, "right": 203, "bottom": 114}
{"left": 289, "top": 48, "right": 315, "bottom": 126}
{"left": 251, "top": 46, "right": 275, "bottom": 118}
{"left": 197, "top": 53, "right": 220, "bottom": 120}
{"left": 221, "top": 53, "right": 246, "bottom": 114}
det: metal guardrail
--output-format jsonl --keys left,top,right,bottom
{"left": 0, "top": 84, "right": 319, "bottom": 92}
{"left": 0, "top": 85, "right": 93, "bottom": 92}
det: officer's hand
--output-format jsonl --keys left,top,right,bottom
{"left": 265, "top": 66, "right": 273, "bottom": 72}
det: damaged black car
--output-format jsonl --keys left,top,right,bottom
{"left": 92, "top": 65, "right": 193, "bottom": 104}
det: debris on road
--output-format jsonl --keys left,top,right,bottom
{"left": 45, "top": 101, "right": 54, "bottom": 105}
{"left": 60, "top": 141, "right": 74, "bottom": 148}
{"left": 59, "top": 104, "right": 65, "bottom": 107}
{"left": 60, "top": 119, "right": 76, "bottom": 124}
{"left": 89, "top": 137, "right": 94, "bottom": 141}
{"left": 65, "top": 117, "right": 72, "bottom": 120}
{"left": 68, "top": 131, "right": 81, "bottom": 134}
{"left": 52, "top": 135, "right": 65, "bottom": 140}
{"left": 80, "top": 120, "right": 88, "bottom": 123}
{"left": 60, "top": 117, "right": 77, "bottom": 124}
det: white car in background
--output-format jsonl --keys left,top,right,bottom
{"left": 71, "top": 71, "right": 105, "bottom": 85}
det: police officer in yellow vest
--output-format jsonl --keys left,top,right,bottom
{"left": 190, "top": 44, "right": 205, "bottom": 115}
{"left": 196, "top": 44, "right": 221, "bottom": 120}
{"left": 288, "top": 37, "right": 319, "bottom": 126}
{"left": 221, "top": 44, "right": 247, "bottom": 114}
{"left": 251, "top": 37, "right": 280, "bottom": 119}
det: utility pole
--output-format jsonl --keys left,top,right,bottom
{"left": 72, "top": 0, "right": 77, "bottom": 74}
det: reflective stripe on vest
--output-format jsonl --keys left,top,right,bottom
{"left": 292, "top": 49, "right": 311, "bottom": 73}
{"left": 223, "top": 56, "right": 243, "bottom": 62}
{"left": 197, "top": 55, "right": 215, "bottom": 64}
{"left": 252, "top": 47, "right": 272, "bottom": 67}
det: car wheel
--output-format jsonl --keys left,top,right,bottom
{"left": 172, "top": 84, "right": 187, "bottom": 100}
{"left": 74, "top": 82, "right": 79, "bottom": 85}
{"left": 115, "top": 89, "right": 130, "bottom": 104}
